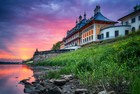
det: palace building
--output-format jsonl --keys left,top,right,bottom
{"left": 60, "top": 5, "right": 140, "bottom": 50}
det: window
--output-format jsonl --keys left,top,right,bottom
{"left": 85, "top": 38, "right": 86, "bottom": 42}
{"left": 125, "top": 30, "right": 129, "bottom": 35}
{"left": 97, "top": 34, "right": 101, "bottom": 39}
{"left": 83, "top": 39, "right": 84, "bottom": 43}
{"left": 91, "top": 35, "right": 93, "bottom": 40}
{"left": 132, "top": 27, "right": 135, "bottom": 32}
{"left": 87, "top": 37, "right": 88, "bottom": 42}
{"left": 106, "top": 32, "right": 109, "bottom": 38}
{"left": 89, "top": 36, "right": 90, "bottom": 41}
{"left": 131, "top": 18, "right": 135, "bottom": 23}
{"left": 125, "top": 21, "right": 128, "bottom": 25}
{"left": 81, "top": 39, "right": 82, "bottom": 43}
{"left": 115, "top": 31, "right": 119, "bottom": 37}
{"left": 101, "top": 34, "right": 104, "bottom": 39}
{"left": 91, "top": 30, "right": 93, "bottom": 34}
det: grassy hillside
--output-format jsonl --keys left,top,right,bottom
{"left": 37, "top": 31, "right": 140, "bottom": 94}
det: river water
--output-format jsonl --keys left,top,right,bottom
{"left": 0, "top": 64, "right": 35, "bottom": 94}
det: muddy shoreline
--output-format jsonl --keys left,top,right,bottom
{"left": 19, "top": 66, "right": 91, "bottom": 94}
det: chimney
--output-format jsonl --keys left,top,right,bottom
{"left": 134, "top": 4, "right": 140, "bottom": 11}
{"left": 84, "top": 12, "right": 86, "bottom": 19}
{"left": 94, "top": 5, "right": 100, "bottom": 15}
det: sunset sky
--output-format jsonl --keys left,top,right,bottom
{"left": 0, "top": 0, "right": 139, "bottom": 62}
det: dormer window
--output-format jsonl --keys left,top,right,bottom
{"left": 131, "top": 18, "right": 135, "bottom": 23}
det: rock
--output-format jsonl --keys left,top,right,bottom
{"left": 108, "top": 91, "right": 115, "bottom": 94}
{"left": 98, "top": 91, "right": 107, "bottom": 94}
{"left": 74, "top": 89, "right": 87, "bottom": 94}
{"left": 24, "top": 88, "right": 33, "bottom": 93}
{"left": 19, "top": 79, "right": 29, "bottom": 85}
{"left": 35, "top": 84, "right": 46, "bottom": 91}
{"left": 46, "top": 87, "right": 63, "bottom": 94}
{"left": 24, "top": 82, "right": 32, "bottom": 86}
{"left": 53, "top": 79, "right": 66, "bottom": 86}
{"left": 24, "top": 87, "right": 35, "bottom": 93}
{"left": 32, "top": 82, "right": 39, "bottom": 86}
{"left": 40, "top": 82, "right": 45, "bottom": 87}
{"left": 63, "top": 74, "right": 73, "bottom": 81}
{"left": 49, "top": 79, "right": 55, "bottom": 83}
{"left": 35, "top": 79, "right": 40, "bottom": 83}
{"left": 62, "top": 85, "right": 73, "bottom": 93}
{"left": 30, "top": 91, "right": 39, "bottom": 94}
{"left": 15, "top": 77, "right": 18, "bottom": 78}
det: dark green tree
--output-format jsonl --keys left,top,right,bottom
{"left": 51, "top": 41, "right": 60, "bottom": 50}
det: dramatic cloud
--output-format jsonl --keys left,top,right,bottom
{"left": 0, "top": 0, "right": 138, "bottom": 62}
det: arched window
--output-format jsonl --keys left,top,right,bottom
{"left": 132, "top": 27, "right": 135, "bottom": 32}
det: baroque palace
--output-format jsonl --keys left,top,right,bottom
{"left": 60, "top": 5, "right": 140, "bottom": 50}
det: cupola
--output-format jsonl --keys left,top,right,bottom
{"left": 79, "top": 15, "right": 82, "bottom": 22}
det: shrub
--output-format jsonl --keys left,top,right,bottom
{"left": 43, "top": 71, "right": 61, "bottom": 79}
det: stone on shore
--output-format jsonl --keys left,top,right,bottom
{"left": 46, "top": 87, "right": 63, "bottom": 94}
{"left": 98, "top": 91, "right": 107, "bottom": 94}
{"left": 62, "top": 74, "right": 73, "bottom": 81}
{"left": 74, "top": 89, "right": 88, "bottom": 94}
{"left": 53, "top": 79, "right": 66, "bottom": 86}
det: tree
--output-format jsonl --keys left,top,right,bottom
{"left": 51, "top": 41, "right": 60, "bottom": 50}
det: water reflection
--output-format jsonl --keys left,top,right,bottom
{"left": 0, "top": 65, "right": 35, "bottom": 94}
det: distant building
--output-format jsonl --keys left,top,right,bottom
{"left": 60, "top": 5, "right": 140, "bottom": 49}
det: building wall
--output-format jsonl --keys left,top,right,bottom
{"left": 64, "top": 32, "right": 80, "bottom": 48}
{"left": 95, "top": 23, "right": 109, "bottom": 41}
{"left": 81, "top": 23, "right": 113, "bottom": 45}
{"left": 121, "top": 14, "right": 140, "bottom": 31}
{"left": 100, "top": 25, "right": 131, "bottom": 40}
{"left": 81, "top": 25, "right": 94, "bottom": 45}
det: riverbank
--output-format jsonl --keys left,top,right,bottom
{"left": 20, "top": 66, "right": 92, "bottom": 94}
{"left": 34, "top": 31, "right": 140, "bottom": 94}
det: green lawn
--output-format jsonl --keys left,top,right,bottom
{"left": 37, "top": 30, "right": 140, "bottom": 94}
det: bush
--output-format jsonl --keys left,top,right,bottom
{"left": 43, "top": 71, "right": 61, "bottom": 79}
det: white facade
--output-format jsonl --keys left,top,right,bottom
{"left": 62, "top": 45, "right": 81, "bottom": 50}
{"left": 119, "top": 5, "right": 140, "bottom": 31}
{"left": 99, "top": 25, "right": 131, "bottom": 40}
{"left": 121, "top": 14, "right": 140, "bottom": 31}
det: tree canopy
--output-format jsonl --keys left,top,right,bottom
{"left": 51, "top": 41, "right": 60, "bottom": 50}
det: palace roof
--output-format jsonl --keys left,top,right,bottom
{"left": 91, "top": 12, "right": 116, "bottom": 22}
{"left": 65, "top": 5, "right": 117, "bottom": 39}
{"left": 67, "top": 18, "right": 87, "bottom": 37}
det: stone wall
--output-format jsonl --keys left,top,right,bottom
{"left": 33, "top": 49, "right": 74, "bottom": 64}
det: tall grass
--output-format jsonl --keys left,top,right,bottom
{"left": 37, "top": 31, "right": 140, "bottom": 93}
